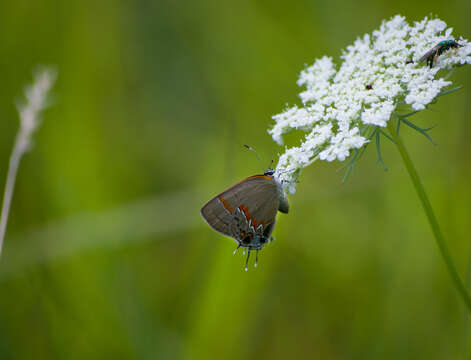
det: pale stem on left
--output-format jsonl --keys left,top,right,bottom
{"left": 0, "top": 68, "right": 57, "bottom": 257}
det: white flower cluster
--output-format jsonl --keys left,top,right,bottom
{"left": 270, "top": 15, "right": 471, "bottom": 194}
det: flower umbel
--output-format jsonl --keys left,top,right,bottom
{"left": 270, "top": 15, "right": 471, "bottom": 193}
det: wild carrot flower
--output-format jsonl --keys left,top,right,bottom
{"left": 270, "top": 15, "right": 471, "bottom": 194}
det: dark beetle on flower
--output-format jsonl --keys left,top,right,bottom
{"left": 419, "top": 40, "right": 463, "bottom": 68}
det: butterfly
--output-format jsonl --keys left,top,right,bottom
{"left": 201, "top": 168, "right": 289, "bottom": 270}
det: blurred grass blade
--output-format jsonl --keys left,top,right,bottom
{"left": 0, "top": 189, "right": 205, "bottom": 278}
{"left": 0, "top": 68, "right": 56, "bottom": 258}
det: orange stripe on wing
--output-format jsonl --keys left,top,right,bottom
{"left": 239, "top": 204, "right": 266, "bottom": 230}
{"left": 247, "top": 175, "right": 273, "bottom": 181}
{"left": 218, "top": 196, "right": 233, "bottom": 214}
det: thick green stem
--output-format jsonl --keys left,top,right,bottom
{"left": 387, "top": 120, "right": 471, "bottom": 314}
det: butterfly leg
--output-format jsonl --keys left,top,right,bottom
{"left": 244, "top": 249, "right": 251, "bottom": 272}
{"left": 233, "top": 244, "right": 241, "bottom": 255}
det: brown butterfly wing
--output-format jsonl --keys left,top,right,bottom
{"left": 200, "top": 175, "right": 280, "bottom": 239}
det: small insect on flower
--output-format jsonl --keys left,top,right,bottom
{"left": 365, "top": 84, "right": 373, "bottom": 90}
{"left": 419, "top": 40, "right": 463, "bottom": 68}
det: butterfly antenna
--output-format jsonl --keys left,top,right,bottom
{"left": 254, "top": 250, "right": 259, "bottom": 268}
{"left": 244, "top": 144, "right": 264, "bottom": 172}
{"left": 245, "top": 249, "right": 251, "bottom": 272}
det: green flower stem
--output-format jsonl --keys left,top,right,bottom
{"left": 387, "top": 120, "right": 471, "bottom": 314}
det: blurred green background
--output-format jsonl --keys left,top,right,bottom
{"left": 0, "top": 0, "right": 470, "bottom": 359}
